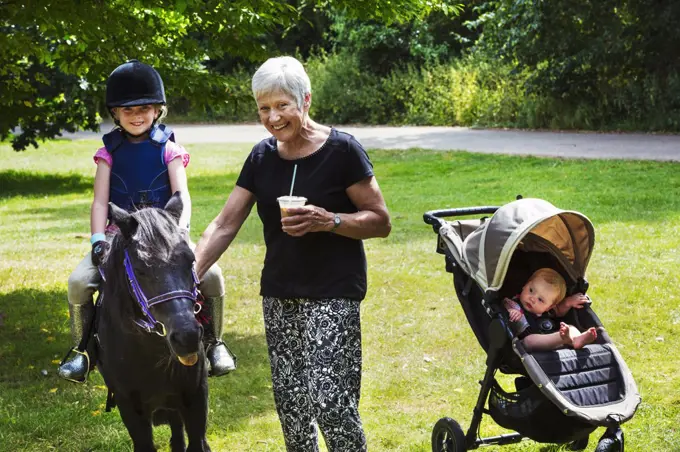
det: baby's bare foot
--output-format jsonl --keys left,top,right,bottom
{"left": 572, "top": 327, "right": 597, "bottom": 349}
{"left": 559, "top": 322, "right": 572, "bottom": 345}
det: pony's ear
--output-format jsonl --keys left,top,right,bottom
{"left": 109, "top": 202, "right": 137, "bottom": 239}
{"left": 164, "top": 191, "right": 183, "bottom": 223}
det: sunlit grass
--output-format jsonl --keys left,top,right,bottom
{"left": 1, "top": 140, "right": 679, "bottom": 451}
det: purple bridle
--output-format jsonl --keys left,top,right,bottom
{"left": 123, "top": 249, "right": 201, "bottom": 336}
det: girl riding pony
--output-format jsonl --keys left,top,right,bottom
{"left": 58, "top": 60, "right": 236, "bottom": 382}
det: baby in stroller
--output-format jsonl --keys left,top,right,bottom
{"left": 424, "top": 198, "right": 640, "bottom": 452}
{"left": 503, "top": 268, "right": 597, "bottom": 351}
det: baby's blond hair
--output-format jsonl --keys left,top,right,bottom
{"left": 529, "top": 268, "right": 567, "bottom": 306}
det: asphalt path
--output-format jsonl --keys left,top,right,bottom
{"left": 65, "top": 123, "right": 680, "bottom": 161}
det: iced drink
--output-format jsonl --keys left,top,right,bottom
{"left": 277, "top": 196, "right": 307, "bottom": 217}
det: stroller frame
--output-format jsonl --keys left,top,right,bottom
{"left": 424, "top": 202, "right": 636, "bottom": 452}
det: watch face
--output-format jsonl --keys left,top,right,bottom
{"left": 334, "top": 215, "right": 341, "bottom": 226}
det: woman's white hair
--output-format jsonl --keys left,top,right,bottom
{"left": 251, "top": 56, "right": 311, "bottom": 109}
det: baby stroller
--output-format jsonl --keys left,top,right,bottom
{"left": 423, "top": 198, "right": 640, "bottom": 452}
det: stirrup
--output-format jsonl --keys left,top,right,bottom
{"left": 206, "top": 340, "right": 237, "bottom": 377}
{"left": 58, "top": 347, "right": 91, "bottom": 383}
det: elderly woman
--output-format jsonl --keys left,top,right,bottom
{"left": 194, "top": 56, "right": 391, "bottom": 451}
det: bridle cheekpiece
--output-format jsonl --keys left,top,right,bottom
{"left": 123, "top": 248, "right": 201, "bottom": 336}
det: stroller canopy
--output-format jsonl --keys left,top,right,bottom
{"left": 459, "top": 198, "right": 595, "bottom": 292}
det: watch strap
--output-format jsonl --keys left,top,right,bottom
{"left": 331, "top": 213, "right": 341, "bottom": 231}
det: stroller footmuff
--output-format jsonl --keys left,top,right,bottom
{"left": 424, "top": 198, "right": 640, "bottom": 452}
{"left": 489, "top": 343, "right": 630, "bottom": 444}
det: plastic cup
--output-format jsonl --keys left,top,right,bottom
{"left": 277, "top": 196, "right": 307, "bottom": 217}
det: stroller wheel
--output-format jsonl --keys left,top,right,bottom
{"left": 568, "top": 436, "right": 589, "bottom": 450}
{"left": 431, "top": 417, "right": 466, "bottom": 452}
{"left": 595, "top": 426, "right": 624, "bottom": 452}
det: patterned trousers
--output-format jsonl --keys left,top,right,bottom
{"left": 263, "top": 296, "right": 367, "bottom": 452}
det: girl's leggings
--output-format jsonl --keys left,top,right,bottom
{"left": 263, "top": 296, "right": 367, "bottom": 452}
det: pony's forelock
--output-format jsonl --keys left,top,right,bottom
{"left": 131, "top": 208, "right": 182, "bottom": 264}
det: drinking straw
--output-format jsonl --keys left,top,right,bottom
{"left": 289, "top": 164, "right": 298, "bottom": 196}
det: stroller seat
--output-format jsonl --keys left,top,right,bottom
{"left": 536, "top": 344, "right": 621, "bottom": 407}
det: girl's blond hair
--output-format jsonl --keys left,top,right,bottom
{"left": 110, "top": 104, "right": 167, "bottom": 128}
{"left": 529, "top": 268, "right": 567, "bottom": 305}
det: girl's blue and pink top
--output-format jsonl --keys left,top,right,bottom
{"left": 94, "top": 141, "right": 190, "bottom": 168}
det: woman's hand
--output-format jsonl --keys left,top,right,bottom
{"left": 281, "top": 204, "right": 333, "bottom": 237}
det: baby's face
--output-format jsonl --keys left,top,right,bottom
{"left": 519, "top": 277, "right": 559, "bottom": 315}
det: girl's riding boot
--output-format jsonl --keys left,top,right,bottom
{"left": 202, "top": 296, "right": 237, "bottom": 377}
{"left": 58, "top": 303, "right": 95, "bottom": 383}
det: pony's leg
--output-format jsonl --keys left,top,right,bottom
{"left": 182, "top": 389, "right": 211, "bottom": 452}
{"left": 167, "top": 411, "right": 187, "bottom": 452}
{"left": 153, "top": 409, "right": 186, "bottom": 452}
{"left": 116, "top": 396, "right": 156, "bottom": 452}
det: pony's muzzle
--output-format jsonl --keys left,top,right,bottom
{"left": 178, "top": 353, "right": 199, "bottom": 366}
{"left": 169, "top": 323, "right": 203, "bottom": 365}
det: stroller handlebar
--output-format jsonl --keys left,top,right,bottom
{"left": 423, "top": 206, "right": 499, "bottom": 231}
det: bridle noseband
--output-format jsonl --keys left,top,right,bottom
{"left": 123, "top": 249, "right": 201, "bottom": 336}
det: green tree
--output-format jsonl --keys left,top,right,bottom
{"left": 2, "top": 0, "right": 448, "bottom": 150}
{"left": 329, "top": 5, "right": 467, "bottom": 76}
{"left": 472, "top": 0, "right": 680, "bottom": 128}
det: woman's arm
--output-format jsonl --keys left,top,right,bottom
{"left": 282, "top": 176, "right": 391, "bottom": 240}
{"left": 91, "top": 160, "right": 111, "bottom": 235}
{"left": 167, "top": 158, "right": 191, "bottom": 230}
{"left": 194, "top": 186, "right": 256, "bottom": 279}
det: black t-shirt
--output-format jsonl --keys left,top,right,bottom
{"left": 236, "top": 128, "right": 375, "bottom": 300}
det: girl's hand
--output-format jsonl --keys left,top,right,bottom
{"left": 281, "top": 204, "right": 334, "bottom": 237}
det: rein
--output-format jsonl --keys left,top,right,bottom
{"left": 123, "top": 248, "right": 201, "bottom": 336}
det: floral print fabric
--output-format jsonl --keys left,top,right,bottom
{"left": 263, "top": 296, "right": 366, "bottom": 452}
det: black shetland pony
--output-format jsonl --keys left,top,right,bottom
{"left": 96, "top": 193, "right": 210, "bottom": 452}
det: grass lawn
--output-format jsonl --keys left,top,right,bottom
{"left": 1, "top": 138, "right": 679, "bottom": 451}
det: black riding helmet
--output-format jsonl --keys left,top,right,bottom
{"left": 106, "top": 60, "right": 166, "bottom": 109}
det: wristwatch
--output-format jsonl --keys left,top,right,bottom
{"left": 331, "top": 213, "right": 341, "bottom": 231}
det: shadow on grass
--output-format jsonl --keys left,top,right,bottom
{"left": 0, "top": 288, "right": 274, "bottom": 451}
{"left": 0, "top": 170, "right": 92, "bottom": 199}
